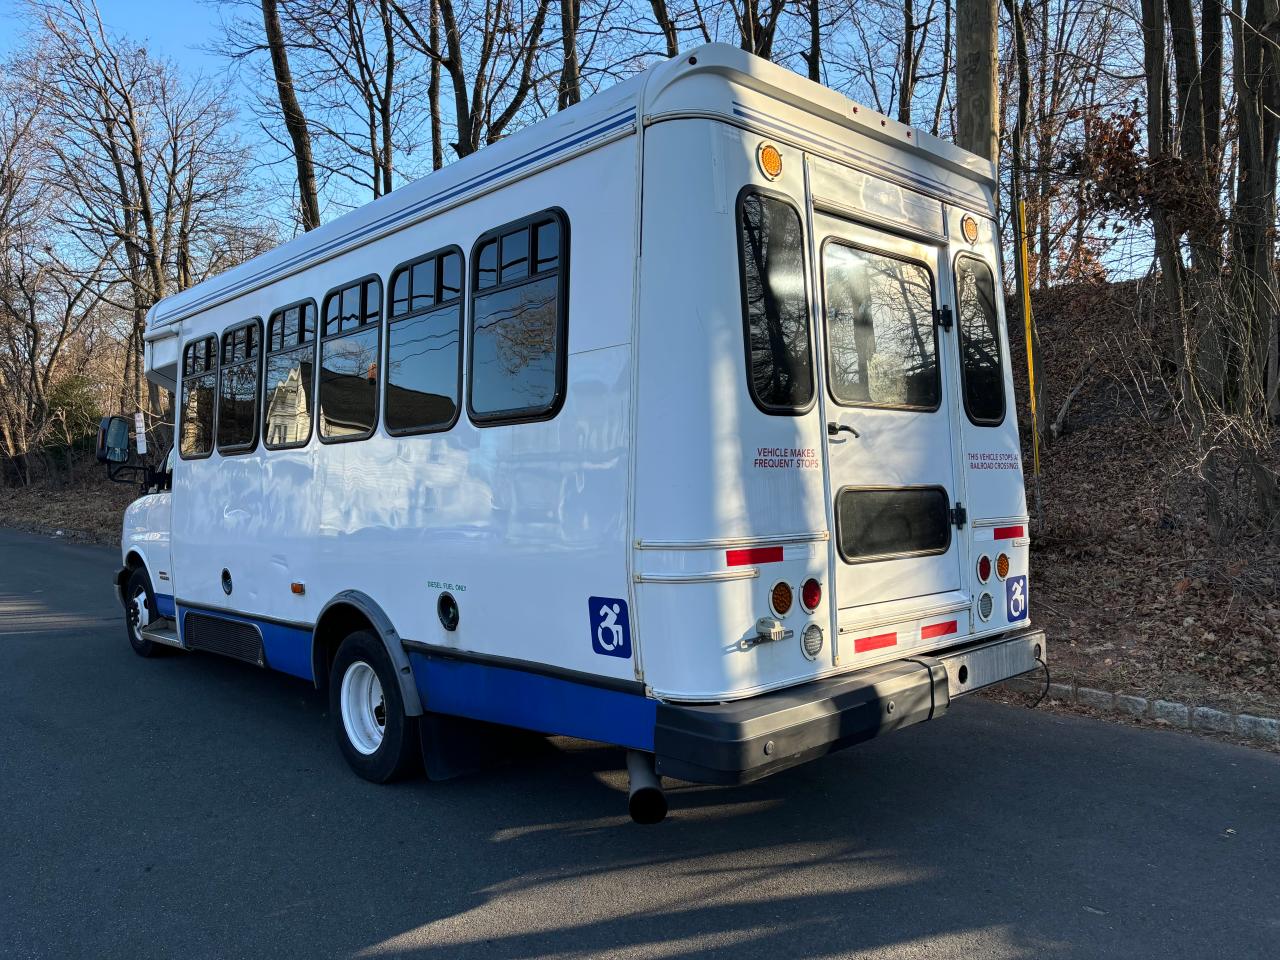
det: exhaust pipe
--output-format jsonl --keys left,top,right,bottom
{"left": 626, "top": 750, "right": 668, "bottom": 824}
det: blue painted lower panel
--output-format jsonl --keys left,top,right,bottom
{"left": 154, "top": 593, "right": 176, "bottom": 619}
{"left": 176, "top": 605, "right": 314, "bottom": 682}
{"left": 409, "top": 653, "right": 656, "bottom": 752}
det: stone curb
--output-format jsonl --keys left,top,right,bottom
{"left": 1000, "top": 675, "right": 1280, "bottom": 746}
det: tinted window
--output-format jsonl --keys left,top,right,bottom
{"left": 319, "top": 326, "right": 379, "bottom": 440}
{"left": 824, "top": 244, "right": 939, "bottom": 409}
{"left": 180, "top": 336, "right": 217, "bottom": 458}
{"left": 179, "top": 366, "right": 217, "bottom": 460}
{"left": 319, "top": 278, "right": 382, "bottom": 442}
{"left": 387, "top": 248, "right": 464, "bottom": 434}
{"left": 217, "top": 321, "right": 261, "bottom": 452}
{"left": 387, "top": 306, "right": 462, "bottom": 433}
{"left": 264, "top": 349, "right": 315, "bottom": 448}
{"left": 836, "top": 487, "right": 951, "bottom": 562}
{"left": 264, "top": 300, "right": 317, "bottom": 449}
{"left": 739, "top": 193, "right": 814, "bottom": 412}
{"left": 469, "top": 213, "right": 566, "bottom": 423}
{"left": 956, "top": 256, "right": 1005, "bottom": 424}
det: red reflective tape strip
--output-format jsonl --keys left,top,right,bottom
{"left": 993, "top": 525, "right": 1025, "bottom": 540}
{"left": 854, "top": 632, "right": 897, "bottom": 653}
{"left": 725, "top": 546, "right": 784, "bottom": 566}
{"left": 921, "top": 620, "right": 957, "bottom": 641}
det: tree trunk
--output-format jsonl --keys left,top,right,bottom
{"left": 649, "top": 0, "right": 680, "bottom": 58}
{"left": 429, "top": 0, "right": 443, "bottom": 170}
{"left": 559, "top": 0, "right": 582, "bottom": 109}
{"left": 898, "top": 0, "right": 916, "bottom": 126}
{"left": 954, "top": 0, "right": 998, "bottom": 163}
{"left": 261, "top": 0, "right": 321, "bottom": 231}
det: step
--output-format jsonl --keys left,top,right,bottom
{"left": 140, "top": 619, "right": 184, "bottom": 649}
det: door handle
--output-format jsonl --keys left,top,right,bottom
{"left": 827, "top": 421, "right": 860, "bottom": 439}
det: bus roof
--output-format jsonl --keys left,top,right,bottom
{"left": 148, "top": 44, "right": 995, "bottom": 335}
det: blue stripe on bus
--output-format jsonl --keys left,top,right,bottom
{"left": 154, "top": 593, "right": 176, "bottom": 619}
{"left": 175, "top": 604, "right": 314, "bottom": 682}
{"left": 408, "top": 652, "right": 656, "bottom": 752}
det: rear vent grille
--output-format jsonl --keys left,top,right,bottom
{"left": 183, "top": 612, "right": 264, "bottom": 666}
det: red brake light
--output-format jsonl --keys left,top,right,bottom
{"left": 977, "top": 555, "right": 992, "bottom": 583}
{"left": 801, "top": 578, "right": 822, "bottom": 611}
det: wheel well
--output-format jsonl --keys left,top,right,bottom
{"left": 311, "top": 602, "right": 375, "bottom": 691}
{"left": 125, "top": 551, "right": 144, "bottom": 571}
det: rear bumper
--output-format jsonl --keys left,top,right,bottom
{"left": 654, "top": 627, "right": 1046, "bottom": 785}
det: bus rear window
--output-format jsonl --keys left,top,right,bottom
{"left": 737, "top": 191, "right": 813, "bottom": 414}
{"left": 955, "top": 255, "right": 1006, "bottom": 424}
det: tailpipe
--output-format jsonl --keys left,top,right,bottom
{"left": 626, "top": 750, "right": 668, "bottom": 824}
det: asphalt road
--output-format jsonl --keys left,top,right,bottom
{"left": 2, "top": 528, "right": 1278, "bottom": 960}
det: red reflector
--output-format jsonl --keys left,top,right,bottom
{"left": 854, "top": 632, "right": 897, "bottom": 653}
{"left": 993, "top": 525, "right": 1025, "bottom": 540}
{"left": 921, "top": 620, "right": 957, "bottom": 640}
{"left": 725, "top": 546, "right": 784, "bottom": 566}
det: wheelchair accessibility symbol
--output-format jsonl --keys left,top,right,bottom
{"left": 1006, "top": 575, "right": 1028, "bottom": 622}
{"left": 589, "top": 596, "right": 632, "bottom": 658}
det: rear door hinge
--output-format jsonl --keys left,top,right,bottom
{"left": 936, "top": 305, "right": 953, "bottom": 331}
{"left": 951, "top": 503, "right": 968, "bottom": 528}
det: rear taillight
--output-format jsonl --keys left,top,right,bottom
{"left": 976, "top": 555, "right": 992, "bottom": 583}
{"left": 801, "top": 578, "right": 822, "bottom": 612}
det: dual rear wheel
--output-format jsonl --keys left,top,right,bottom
{"left": 329, "top": 629, "right": 420, "bottom": 783}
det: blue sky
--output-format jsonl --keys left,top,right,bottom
{"left": 2, "top": 0, "right": 227, "bottom": 71}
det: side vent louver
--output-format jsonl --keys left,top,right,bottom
{"left": 183, "top": 612, "right": 265, "bottom": 667}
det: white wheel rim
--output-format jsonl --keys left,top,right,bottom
{"left": 130, "top": 588, "right": 150, "bottom": 641}
{"left": 340, "top": 660, "right": 385, "bottom": 756}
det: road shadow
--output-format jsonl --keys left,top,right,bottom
{"left": 5, "top": 618, "right": 1280, "bottom": 960}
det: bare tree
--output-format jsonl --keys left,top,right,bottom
{"left": 391, "top": 0, "right": 553, "bottom": 158}
{"left": 261, "top": 0, "right": 322, "bottom": 230}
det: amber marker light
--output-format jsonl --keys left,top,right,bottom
{"left": 771, "top": 581, "right": 794, "bottom": 617}
{"left": 290, "top": 582, "right": 305, "bottom": 595}
{"left": 996, "top": 553, "right": 1010, "bottom": 580}
{"left": 758, "top": 143, "right": 783, "bottom": 180}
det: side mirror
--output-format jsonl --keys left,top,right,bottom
{"left": 96, "top": 416, "right": 131, "bottom": 464}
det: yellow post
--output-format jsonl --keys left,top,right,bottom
{"left": 1017, "top": 198, "right": 1040, "bottom": 478}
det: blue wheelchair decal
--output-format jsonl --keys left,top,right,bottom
{"left": 1006, "top": 576, "right": 1028, "bottom": 622}
{"left": 589, "top": 596, "right": 632, "bottom": 658}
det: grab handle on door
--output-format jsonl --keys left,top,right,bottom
{"left": 827, "top": 421, "right": 860, "bottom": 439}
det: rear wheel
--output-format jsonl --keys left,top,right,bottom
{"left": 329, "top": 630, "right": 420, "bottom": 783}
{"left": 124, "top": 567, "right": 163, "bottom": 658}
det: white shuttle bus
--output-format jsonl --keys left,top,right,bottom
{"left": 98, "top": 45, "right": 1044, "bottom": 822}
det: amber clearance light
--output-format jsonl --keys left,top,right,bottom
{"left": 758, "top": 143, "right": 783, "bottom": 180}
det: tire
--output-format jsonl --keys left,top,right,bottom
{"left": 124, "top": 567, "right": 164, "bottom": 658}
{"left": 329, "top": 629, "right": 420, "bottom": 783}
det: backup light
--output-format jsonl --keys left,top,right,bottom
{"left": 801, "top": 578, "right": 822, "bottom": 612}
{"left": 977, "top": 592, "right": 994, "bottom": 621}
{"left": 802, "top": 623, "right": 824, "bottom": 660}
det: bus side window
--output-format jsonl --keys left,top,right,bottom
{"left": 737, "top": 190, "right": 814, "bottom": 414}
{"left": 264, "top": 300, "right": 318, "bottom": 449}
{"left": 319, "top": 276, "right": 382, "bottom": 442}
{"left": 468, "top": 210, "right": 568, "bottom": 425}
{"left": 954, "top": 255, "right": 1006, "bottom": 425}
{"left": 386, "top": 248, "right": 464, "bottom": 435}
{"left": 216, "top": 318, "right": 264, "bottom": 454}
{"left": 179, "top": 335, "right": 218, "bottom": 459}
